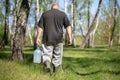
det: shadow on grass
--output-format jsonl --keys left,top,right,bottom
{"left": 0, "top": 46, "right": 120, "bottom": 77}
{"left": 0, "top": 52, "right": 33, "bottom": 63}
{"left": 24, "top": 53, "right": 33, "bottom": 64}
{"left": 64, "top": 47, "right": 108, "bottom": 53}
{"left": 0, "top": 53, "right": 12, "bottom": 60}
{"left": 64, "top": 48, "right": 107, "bottom": 53}
{"left": 76, "top": 70, "right": 120, "bottom": 76}
{"left": 0, "top": 46, "right": 12, "bottom": 60}
{"left": 64, "top": 46, "right": 120, "bottom": 53}
{"left": 0, "top": 46, "right": 11, "bottom": 51}
{"left": 63, "top": 56, "right": 120, "bottom": 76}
{"left": 0, "top": 52, "right": 120, "bottom": 76}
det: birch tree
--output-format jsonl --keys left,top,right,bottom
{"left": 12, "top": 0, "right": 31, "bottom": 61}
{"left": 0, "top": 0, "right": 9, "bottom": 49}
{"left": 117, "top": 2, "right": 120, "bottom": 45}
{"left": 80, "top": 0, "right": 102, "bottom": 49}
{"left": 10, "top": 0, "right": 18, "bottom": 49}
{"left": 109, "top": 0, "right": 117, "bottom": 47}
{"left": 71, "top": 0, "right": 76, "bottom": 47}
{"left": 64, "top": 0, "right": 69, "bottom": 46}
{"left": 87, "top": 0, "right": 90, "bottom": 48}
{"left": 91, "top": 17, "right": 99, "bottom": 47}
{"left": 34, "top": 0, "right": 40, "bottom": 49}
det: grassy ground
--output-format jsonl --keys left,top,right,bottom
{"left": 0, "top": 45, "right": 120, "bottom": 80}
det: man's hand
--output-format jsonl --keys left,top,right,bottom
{"left": 66, "top": 26, "right": 72, "bottom": 45}
{"left": 68, "top": 39, "right": 72, "bottom": 45}
{"left": 36, "top": 38, "right": 41, "bottom": 45}
{"left": 36, "top": 27, "right": 43, "bottom": 45}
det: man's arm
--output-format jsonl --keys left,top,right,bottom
{"left": 36, "top": 27, "right": 43, "bottom": 45}
{"left": 66, "top": 26, "right": 72, "bottom": 45}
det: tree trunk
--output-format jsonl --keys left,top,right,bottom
{"left": 28, "top": 28, "right": 33, "bottom": 45}
{"left": 72, "top": 0, "right": 76, "bottom": 47}
{"left": 80, "top": 0, "right": 102, "bottom": 49}
{"left": 117, "top": 1, "right": 120, "bottom": 45}
{"left": 12, "top": 0, "right": 31, "bottom": 61}
{"left": 87, "top": 0, "right": 90, "bottom": 48}
{"left": 34, "top": 0, "right": 40, "bottom": 49}
{"left": 10, "top": 0, "right": 18, "bottom": 49}
{"left": 64, "top": 0, "right": 69, "bottom": 47}
{"left": 118, "top": 33, "right": 120, "bottom": 45}
{"left": 4, "top": 0, "right": 9, "bottom": 45}
{"left": 109, "top": 0, "right": 117, "bottom": 47}
{"left": 0, "top": 0, "right": 9, "bottom": 49}
{"left": 91, "top": 17, "right": 99, "bottom": 47}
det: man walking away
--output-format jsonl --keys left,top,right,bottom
{"left": 36, "top": 3, "right": 72, "bottom": 74}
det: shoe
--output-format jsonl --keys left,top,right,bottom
{"left": 44, "top": 61, "right": 51, "bottom": 74}
{"left": 53, "top": 65, "right": 60, "bottom": 73}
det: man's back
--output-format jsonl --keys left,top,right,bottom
{"left": 38, "top": 9, "right": 70, "bottom": 44}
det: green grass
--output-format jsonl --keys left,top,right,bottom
{"left": 0, "top": 45, "right": 120, "bottom": 80}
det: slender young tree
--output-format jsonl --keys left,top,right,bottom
{"left": 64, "top": 0, "right": 69, "bottom": 47}
{"left": 12, "top": 0, "right": 31, "bottom": 61}
{"left": 91, "top": 17, "right": 99, "bottom": 47}
{"left": 80, "top": 0, "right": 102, "bottom": 48}
{"left": 34, "top": 0, "right": 40, "bottom": 49}
{"left": 109, "top": 0, "right": 117, "bottom": 47}
{"left": 87, "top": 0, "right": 90, "bottom": 48}
{"left": 0, "top": 0, "right": 9, "bottom": 49}
{"left": 117, "top": 1, "right": 120, "bottom": 45}
{"left": 10, "top": 0, "right": 18, "bottom": 49}
{"left": 4, "top": 0, "right": 9, "bottom": 45}
{"left": 72, "top": 0, "right": 76, "bottom": 47}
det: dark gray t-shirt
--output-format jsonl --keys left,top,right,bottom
{"left": 38, "top": 9, "right": 70, "bottom": 44}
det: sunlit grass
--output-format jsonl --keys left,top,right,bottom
{"left": 0, "top": 45, "right": 120, "bottom": 80}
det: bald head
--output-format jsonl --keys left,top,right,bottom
{"left": 51, "top": 3, "right": 59, "bottom": 10}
